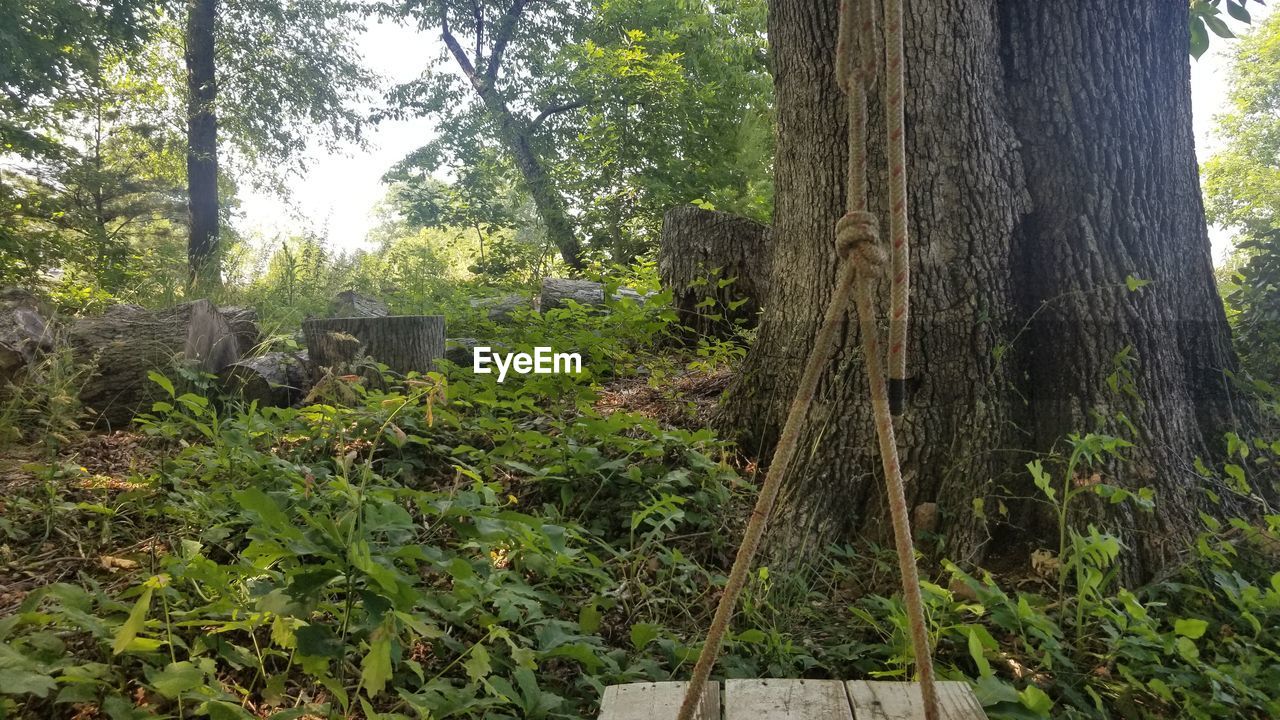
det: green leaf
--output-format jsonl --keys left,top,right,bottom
{"left": 1174, "top": 617, "right": 1209, "bottom": 639}
{"left": 1124, "top": 274, "right": 1151, "bottom": 291}
{"left": 463, "top": 643, "right": 491, "bottom": 682}
{"left": 361, "top": 628, "right": 394, "bottom": 697}
{"left": 0, "top": 669, "right": 57, "bottom": 697}
{"left": 1204, "top": 13, "right": 1235, "bottom": 38}
{"left": 295, "top": 624, "right": 344, "bottom": 658}
{"left": 735, "top": 629, "right": 767, "bottom": 644}
{"left": 1190, "top": 15, "right": 1209, "bottom": 58}
{"left": 1227, "top": 0, "right": 1251, "bottom": 23}
{"left": 1019, "top": 685, "right": 1054, "bottom": 714}
{"left": 629, "top": 622, "right": 661, "bottom": 650}
{"left": 147, "top": 371, "right": 175, "bottom": 397}
{"left": 111, "top": 584, "right": 154, "bottom": 655}
{"left": 578, "top": 601, "right": 602, "bottom": 634}
{"left": 148, "top": 661, "right": 205, "bottom": 698}
{"left": 967, "top": 627, "right": 992, "bottom": 678}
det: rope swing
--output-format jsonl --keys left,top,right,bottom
{"left": 674, "top": 0, "right": 940, "bottom": 717}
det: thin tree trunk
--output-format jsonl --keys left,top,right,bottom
{"left": 185, "top": 0, "right": 220, "bottom": 289}
{"left": 723, "top": 0, "right": 1267, "bottom": 581}
{"left": 480, "top": 93, "right": 584, "bottom": 270}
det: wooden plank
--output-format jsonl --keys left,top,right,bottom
{"left": 598, "top": 681, "right": 720, "bottom": 720}
{"left": 846, "top": 681, "right": 986, "bottom": 719}
{"left": 724, "top": 679, "right": 854, "bottom": 720}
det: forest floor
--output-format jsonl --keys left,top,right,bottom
{"left": 1, "top": 298, "right": 1279, "bottom": 719}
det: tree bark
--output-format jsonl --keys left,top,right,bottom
{"left": 659, "top": 206, "right": 771, "bottom": 337}
{"left": 68, "top": 300, "right": 240, "bottom": 428}
{"left": 438, "top": 9, "right": 584, "bottom": 270}
{"left": 0, "top": 289, "right": 53, "bottom": 390}
{"left": 303, "top": 316, "right": 446, "bottom": 376}
{"left": 723, "top": 0, "right": 1264, "bottom": 581}
{"left": 331, "top": 290, "right": 390, "bottom": 318}
{"left": 218, "top": 350, "right": 310, "bottom": 407}
{"left": 185, "top": 0, "right": 220, "bottom": 289}
{"left": 536, "top": 278, "right": 648, "bottom": 312}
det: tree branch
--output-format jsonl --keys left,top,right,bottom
{"left": 532, "top": 98, "right": 591, "bottom": 127}
{"left": 483, "top": 0, "right": 532, "bottom": 85}
{"left": 440, "top": 5, "right": 481, "bottom": 88}
{"left": 472, "top": 0, "right": 484, "bottom": 69}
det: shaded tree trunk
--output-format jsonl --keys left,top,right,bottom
{"left": 722, "top": 0, "right": 1266, "bottom": 581}
{"left": 185, "top": 0, "right": 220, "bottom": 289}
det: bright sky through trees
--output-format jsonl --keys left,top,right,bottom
{"left": 234, "top": 7, "right": 1269, "bottom": 263}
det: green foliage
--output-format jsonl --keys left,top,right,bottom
{"left": 385, "top": 0, "right": 772, "bottom": 261}
{"left": 1189, "top": 0, "right": 1259, "bottom": 58}
{"left": 1204, "top": 12, "right": 1280, "bottom": 381}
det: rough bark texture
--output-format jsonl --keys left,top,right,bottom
{"left": 69, "top": 300, "right": 240, "bottom": 427}
{"left": 471, "top": 293, "right": 529, "bottom": 322}
{"left": 219, "top": 306, "right": 260, "bottom": 354}
{"left": 0, "top": 289, "right": 53, "bottom": 389}
{"left": 659, "top": 206, "right": 771, "bottom": 337}
{"left": 218, "top": 351, "right": 310, "bottom": 407}
{"left": 331, "top": 291, "right": 389, "bottom": 318}
{"left": 185, "top": 0, "right": 219, "bottom": 288}
{"left": 722, "top": 0, "right": 1258, "bottom": 580}
{"left": 536, "top": 278, "right": 648, "bottom": 312}
{"left": 303, "top": 316, "right": 445, "bottom": 375}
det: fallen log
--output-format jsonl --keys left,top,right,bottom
{"left": 0, "top": 289, "right": 54, "bottom": 389}
{"left": 68, "top": 299, "right": 241, "bottom": 428}
{"left": 219, "top": 306, "right": 261, "bottom": 354}
{"left": 658, "top": 206, "right": 770, "bottom": 336}
{"left": 303, "top": 315, "right": 445, "bottom": 375}
{"left": 218, "top": 350, "right": 310, "bottom": 407}
{"left": 471, "top": 293, "right": 529, "bottom": 322}
{"left": 536, "top": 278, "right": 651, "bottom": 313}
{"left": 331, "top": 290, "right": 389, "bottom": 318}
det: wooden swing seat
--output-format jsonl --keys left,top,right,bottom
{"left": 598, "top": 679, "right": 987, "bottom": 719}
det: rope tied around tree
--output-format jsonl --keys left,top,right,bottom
{"left": 674, "top": 1, "right": 939, "bottom": 718}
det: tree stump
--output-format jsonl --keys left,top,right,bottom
{"left": 302, "top": 316, "right": 445, "bottom": 375}
{"left": 218, "top": 350, "right": 310, "bottom": 407}
{"left": 0, "top": 289, "right": 54, "bottom": 389}
{"left": 67, "top": 299, "right": 241, "bottom": 427}
{"left": 658, "top": 206, "right": 770, "bottom": 337}
{"left": 331, "top": 290, "right": 389, "bottom": 318}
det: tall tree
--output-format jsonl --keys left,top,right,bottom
{"left": 185, "top": 0, "right": 219, "bottom": 288}
{"left": 387, "top": 0, "right": 772, "bottom": 268}
{"left": 172, "top": 0, "right": 373, "bottom": 288}
{"left": 723, "top": 0, "right": 1273, "bottom": 582}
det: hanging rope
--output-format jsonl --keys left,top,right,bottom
{"left": 674, "top": 0, "right": 938, "bottom": 718}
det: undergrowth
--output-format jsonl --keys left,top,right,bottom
{"left": 1, "top": 284, "right": 1278, "bottom": 719}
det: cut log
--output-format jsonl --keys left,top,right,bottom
{"left": 471, "top": 293, "right": 530, "bottom": 322}
{"left": 302, "top": 315, "right": 445, "bottom": 375}
{"left": 218, "top": 350, "right": 310, "bottom": 407}
{"left": 331, "top": 290, "right": 389, "bottom": 318}
{"left": 219, "top": 306, "right": 261, "bottom": 354}
{"left": 67, "top": 299, "right": 241, "bottom": 428}
{"left": 0, "top": 289, "right": 54, "bottom": 389}
{"left": 658, "top": 206, "right": 770, "bottom": 336}
{"left": 536, "top": 278, "right": 651, "bottom": 313}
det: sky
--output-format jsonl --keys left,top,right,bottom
{"left": 236, "top": 11, "right": 1268, "bottom": 263}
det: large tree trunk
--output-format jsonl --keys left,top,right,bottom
{"left": 185, "top": 0, "right": 220, "bottom": 289}
{"left": 723, "top": 0, "right": 1265, "bottom": 581}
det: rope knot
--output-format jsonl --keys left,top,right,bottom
{"left": 836, "top": 210, "right": 886, "bottom": 272}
